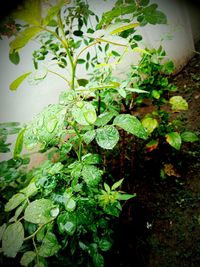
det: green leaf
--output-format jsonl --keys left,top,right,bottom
{"left": 9, "top": 51, "right": 20, "bottom": 65}
{"left": 65, "top": 198, "right": 76, "bottom": 212}
{"left": 14, "top": 128, "right": 26, "bottom": 158}
{"left": 116, "top": 193, "right": 136, "bottom": 201}
{"left": 95, "top": 112, "right": 115, "bottom": 127}
{"left": 82, "top": 153, "right": 101, "bottom": 164}
{"left": 166, "top": 132, "right": 182, "bottom": 150}
{"left": 99, "top": 4, "right": 136, "bottom": 28}
{"left": 9, "top": 72, "right": 32, "bottom": 91}
{"left": 2, "top": 222, "right": 24, "bottom": 258}
{"left": 99, "top": 239, "right": 112, "bottom": 251}
{"left": 92, "top": 252, "right": 104, "bottom": 267}
{"left": 104, "top": 183, "right": 110, "bottom": 193}
{"left": 96, "top": 125, "right": 119, "bottom": 149}
{"left": 143, "top": 4, "right": 167, "bottom": 24}
{"left": 38, "top": 232, "right": 60, "bottom": 257}
{"left": 125, "top": 88, "right": 149, "bottom": 94}
{"left": 12, "top": 0, "right": 42, "bottom": 26}
{"left": 83, "top": 130, "right": 96, "bottom": 144}
{"left": 111, "top": 178, "right": 124, "bottom": 190}
{"left": 57, "top": 213, "right": 76, "bottom": 235}
{"left": 24, "top": 104, "right": 67, "bottom": 149}
{"left": 169, "top": 96, "right": 188, "bottom": 111}
{"left": 113, "top": 114, "right": 148, "bottom": 139}
{"left": 117, "top": 87, "right": 126, "bottom": 98}
{"left": 72, "top": 102, "right": 97, "bottom": 126}
{"left": 10, "top": 27, "right": 42, "bottom": 53}
{"left": 0, "top": 224, "right": 6, "bottom": 241}
{"left": 140, "top": 0, "right": 150, "bottom": 6}
{"left": 142, "top": 117, "right": 158, "bottom": 134}
{"left": 151, "top": 90, "right": 160, "bottom": 99}
{"left": 181, "top": 131, "right": 198, "bottom": 142}
{"left": 77, "top": 59, "right": 86, "bottom": 64}
{"left": 20, "top": 251, "right": 36, "bottom": 267}
{"left": 82, "top": 165, "right": 102, "bottom": 187}
{"left": 5, "top": 193, "right": 26, "bottom": 212}
{"left": 109, "top": 22, "right": 139, "bottom": 35}
{"left": 24, "top": 199, "right": 56, "bottom": 224}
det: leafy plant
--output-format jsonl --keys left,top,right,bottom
{"left": 128, "top": 47, "right": 199, "bottom": 177}
{"left": 0, "top": 0, "right": 171, "bottom": 266}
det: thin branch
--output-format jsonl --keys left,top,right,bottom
{"left": 48, "top": 69, "right": 70, "bottom": 86}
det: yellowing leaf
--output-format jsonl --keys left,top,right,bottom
{"left": 9, "top": 72, "right": 32, "bottom": 91}
{"left": 12, "top": 0, "right": 42, "bottom": 26}
{"left": 110, "top": 23, "right": 140, "bottom": 35}
{"left": 169, "top": 96, "right": 188, "bottom": 111}
{"left": 166, "top": 132, "right": 181, "bottom": 150}
{"left": 10, "top": 27, "right": 42, "bottom": 53}
{"left": 142, "top": 117, "right": 158, "bottom": 134}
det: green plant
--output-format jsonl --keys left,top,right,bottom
{"left": 128, "top": 47, "right": 199, "bottom": 177}
{"left": 0, "top": 1, "right": 170, "bottom": 266}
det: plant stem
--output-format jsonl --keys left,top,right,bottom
{"left": 24, "top": 223, "right": 46, "bottom": 241}
{"left": 48, "top": 69, "right": 70, "bottom": 86}
{"left": 70, "top": 122, "right": 83, "bottom": 161}
{"left": 74, "top": 41, "right": 99, "bottom": 65}
{"left": 57, "top": 11, "right": 75, "bottom": 90}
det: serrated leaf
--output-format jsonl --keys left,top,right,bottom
{"left": 9, "top": 72, "right": 32, "bottom": 91}
{"left": 166, "top": 132, "right": 181, "bottom": 150}
{"left": 181, "top": 131, "right": 198, "bottom": 142}
{"left": 38, "top": 232, "right": 60, "bottom": 257}
{"left": 142, "top": 117, "right": 158, "bottom": 134}
{"left": 111, "top": 178, "right": 124, "bottom": 190}
{"left": 14, "top": 128, "right": 26, "bottom": 158}
{"left": 20, "top": 251, "right": 36, "bottom": 267}
{"left": 113, "top": 114, "right": 148, "bottom": 139}
{"left": 24, "top": 199, "right": 56, "bottom": 224}
{"left": 82, "top": 165, "right": 102, "bottom": 187}
{"left": 2, "top": 222, "right": 24, "bottom": 258}
{"left": 169, "top": 96, "right": 188, "bottom": 111}
{"left": 96, "top": 125, "right": 119, "bottom": 149}
{"left": 10, "top": 27, "right": 42, "bottom": 53}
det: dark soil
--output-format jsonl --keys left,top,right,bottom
{"left": 105, "top": 43, "right": 200, "bottom": 267}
